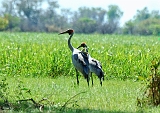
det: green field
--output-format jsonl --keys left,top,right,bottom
{"left": 0, "top": 32, "right": 160, "bottom": 112}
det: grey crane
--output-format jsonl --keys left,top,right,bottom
{"left": 59, "top": 29, "right": 90, "bottom": 86}
{"left": 77, "top": 42, "right": 104, "bottom": 86}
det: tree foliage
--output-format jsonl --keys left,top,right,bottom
{"left": 0, "top": 0, "right": 160, "bottom": 35}
{"left": 73, "top": 17, "right": 97, "bottom": 33}
{"left": 123, "top": 7, "right": 160, "bottom": 35}
{"left": 0, "top": 16, "right": 8, "bottom": 30}
{"left": 4, "top": 14, "right": 20, "bottom": 31}
{"left": 136, "top": 18, "right": 160, "bottom": 35}
{"left": 0, "top": 0, "right": 124, "bottom": 34}
{"left": 107, "top": 5, "right": 123, "bottom": 23}
{"left": 134, "top": 7, "right": 150, "bottom": 22}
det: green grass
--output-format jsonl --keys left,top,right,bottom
{"left": 1, "top": 76, "right": 160, "bottom": 113}
{"left": 0, "top": 32, "right": 160, "bottom": 112}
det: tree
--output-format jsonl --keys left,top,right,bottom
{"left": 0, "top": 16, "right": 8, "bottom": 31}
{"left": 53, "top": 8, "right": 72, "bottom": 30}
{"left": 77, "top": 7, "right": 106, "bottom": 24}
{"left": 1, "top": 0, "right": 16, "bottom": 15}
{"left": 39, "top": 0, "right": 60, "bottom": 32}
{"left": 1, "top": 0, "right": 20, "bottom": 31}
{"left": 71, "top": 7, "right": 107, "bottom": 33}
{"left": 150, "top": 10, "right": 160, "bottom": 19}
{"left": 135, "top": 18, "right": 160, "bottom": 35}
{"left": 123, "top": 20, "right": 135, "bottom": 34}
{"left": 123, "top": 7, "right": 160, "bottom": 35}
{"left": 107, "top": 5, "right": 123, "bottom": 23}
{"left": 134, "top": 7, "right": 150, "bottom": 22}
{"left": 1, "top": 1, "right": 126, "bottom": 34}
{"left": 4, "top": 14, "right": 20, "bottom": 31}
{"left": 73, "top": 17, "right": 97, "bottom": 33}
{"left": 16, "top": 0, "right": 44, "bottom": 31}
{"left": 99, "top": 5, "right": 123, "bottom": 34}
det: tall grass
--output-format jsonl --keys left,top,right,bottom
{"left": 0, "top": 32, "right": 159, "bottom": 80}
{"left": 0, "top": 32, "right": 71, "bottom": 77}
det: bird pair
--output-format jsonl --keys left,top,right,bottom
{"left": 59, "top": 29, "right": 104, "bottom": 86}
{"left": 77, "top": 42, "right": 104, "bottom": 86}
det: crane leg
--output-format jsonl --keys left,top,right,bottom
{"left": 100, "top": 79, "right": 102, "bottom": 86}
{"left": 90, "top": 72, "right": 93, "bottom": 87}
{"left": 87, "top": 76, "right": 90, "bottom": 86}
{"left": 75, "top": 68, "right": 79, "bottom": 85}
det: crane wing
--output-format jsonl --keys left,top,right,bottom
{"left": 90, "top": 58, "right": 102, "bottom": 68}
{"left": 73, "top": 53, "right": 89, "bottom": 66}
{"left": 72, "top": 52, "right": 90, "bottom": 76}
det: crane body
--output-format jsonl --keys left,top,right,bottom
{"left": 59, "top": 29, "right": 90, "bottom": 86}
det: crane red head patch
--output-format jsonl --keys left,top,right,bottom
{"left": 77, "top": 42, "right": 87, "bottom": 49}
{"left": 81, "top": 42, "right": 87, "bottom": 47}
{"left": 59, "top": 29, "right": 74, "bottom": 35}
{"left": 67, "top": 29, "right": 74, "bottom": 35}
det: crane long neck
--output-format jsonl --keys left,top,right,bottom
{"left": 68, "top": 33, "right": 74, "bottom": 52}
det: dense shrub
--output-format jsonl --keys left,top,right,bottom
{"left": 135, "top": 18, "right": 160, "bottom": 35}
{"left": 0, "top": 17, "right": 8, "bottom": 31}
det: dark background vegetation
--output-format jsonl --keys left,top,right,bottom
{"left": 0, "top": 0, "right": 160, "bottom": 35}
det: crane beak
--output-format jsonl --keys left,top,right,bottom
{"left": 77, "top": 45, "right": 82, "bottom": 49}
{"left": 58, "top": 30, "right": 68, "bottom": 35}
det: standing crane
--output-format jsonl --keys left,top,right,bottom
{"left": 77, "top": 42, "right": 104, "bottom": 86}
{"left": 59, "top": 29, "right": 90, "bottom": 86}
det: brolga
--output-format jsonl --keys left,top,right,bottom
{"left": 59, "top": 29, "right": 90, "bottom": 86}
{"left": 77, "top": 42, "right": 104, "bottom": 86}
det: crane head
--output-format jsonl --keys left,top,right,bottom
{"left": 77, "top": 42, "right": 89, "bottom": 53}
{"left": 59, "top": 29, "right": 74, "bottom": 35}
{"left": 77, "top": 42, "right": 88, "bottom": 49}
